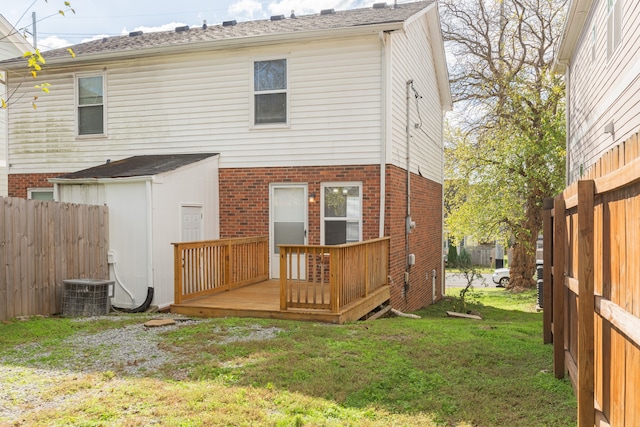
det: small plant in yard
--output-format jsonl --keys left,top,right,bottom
{"left": 452, "top": 247, "right": 487, "bottom": 313}
{"left": 0, "top": 294, "right": 576, "bottom": 427}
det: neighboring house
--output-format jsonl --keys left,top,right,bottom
{"left": 0, "top": 1, "right": 451, "bottom": 311}
{"left": 555, "top": 0, "right": 640, "bottom": 183}
{"left": 0, "top": 15, "right": 32, "bottom": 197}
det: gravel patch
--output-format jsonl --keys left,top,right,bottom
{"left": 0, "top": 316, "right": 284, "bottom": 423}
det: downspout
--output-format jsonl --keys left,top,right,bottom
{"left": 378, "top": 31, "right": 389, "bottom": 238}
{"left": 2, "top": 70, "right": 9, "bottom": 191}
{"left": 563, "top": 62, "right": 571, "bottom": 185}
{"left": 146, "top": 179, "right": 154, "bottom": 292}
{"left": 404, "top": 79, "right": 413, "bottom": 291}
{"left": 441, "top": 110, "right": 446, "bottom": 298}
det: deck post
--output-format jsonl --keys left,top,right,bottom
{"left": 225, "top": 241, "right": 232, "bottom": 285}
{"left": 173, "top": 244, "right": 183, "bottom": 305}
{"left": 280, "top": 249, "right": 287, "bottom": 311}
{"left": 577, "top": 179, "right": 595, "bottom": 427}
{"left": 330, "top": 247, "right": 340, "bottom": 313}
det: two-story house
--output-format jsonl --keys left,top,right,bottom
{"left": 0, "top": 1, "right": 451, "bottom": 312}
{"left": 555, "top": 0, "right": 639, "bottom": 183}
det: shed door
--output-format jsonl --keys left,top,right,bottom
{"left": 181, "top": 205, "right": 203, "bottom": 242}
{"left": 270, "top": 185, "right": 307, "bottom": 278}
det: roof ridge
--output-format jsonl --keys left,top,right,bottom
{"left": 0, "top": 1, "right": 433, "bottom": 66}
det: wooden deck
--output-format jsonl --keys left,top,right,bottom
{"left": 171, "top": 279, "right": 391, "bottom": 324}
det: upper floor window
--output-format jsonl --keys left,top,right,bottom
{"left": 321, "top": 183, "right": 362, "bottom": 245}
{"left": 77, "top": 74, "right": 105, "bottom": 136}
{"left": 607, "top": 0, "right": 622, "bottom": 59}
{"left": 253, "top": 59, "right": 287, "bottom": 125}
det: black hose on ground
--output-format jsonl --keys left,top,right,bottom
{"left": 111, "top": 287, "right": 154, "bottom": 313}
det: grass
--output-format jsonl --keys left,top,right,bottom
{"left": 0, "top": 289, "right": 576, "bottom": 426}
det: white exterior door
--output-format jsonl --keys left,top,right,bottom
{"left": 270, "top": 185, "right": 307, "bottom": 278}
{"left": 181, "top": 205, "right": 203, "bottom": 242}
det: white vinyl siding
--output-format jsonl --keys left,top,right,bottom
{"left": 389, "top": 14, "right": 444, "bottom": 184}
{"left": 565, "top": 0, "right": 640, "bottom": 182}
{"left": 6, "top": 36, "right": 384, "bottom": 173}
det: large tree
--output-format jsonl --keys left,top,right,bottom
{"left": 441, "top": 0, "right": 567, "bottom": 289}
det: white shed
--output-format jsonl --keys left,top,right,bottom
{"left": 51, "top": 153, "right": 220, "bottom": 309}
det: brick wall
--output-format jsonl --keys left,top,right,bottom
{"left": 8, "top": 173, "right": 58, "bottom": 198}
{"left": 220, "top": 164, "right": 443, "bottom": 311}
{"left": 218, "top": 165, "right": 382, "bottom": 245}
{"left": 11, "top": 165, "right": 443, "bottom": 311}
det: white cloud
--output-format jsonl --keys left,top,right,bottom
{"left": 37, "top": 35, "right": 72, "bottom": 51}
{"left": 228, "top": 0, "right": 265, "bottom": 21}
{"left": 266, "top": 0, "right": 376, "bottom": 16}
{"left": 121, "top": 22, "right": 188, "bottom": 35}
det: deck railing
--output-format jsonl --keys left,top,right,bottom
{"left": 173, "top": 236, "right": 268, "bottom": 304}
{"left": 279, "top": 237, "right": 390, "bottom": 312}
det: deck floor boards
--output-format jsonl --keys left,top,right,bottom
{"left": 170, "top": 279, "right": 390, "bottom": 324}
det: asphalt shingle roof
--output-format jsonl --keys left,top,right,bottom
{"left": 1, "top": 2, "right": 432, "bottom": 65}
{"left": 55, "top": 153, "right": 218, "bottom": 179}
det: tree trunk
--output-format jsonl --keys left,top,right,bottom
{"left": 506, "top": 201, "right": 542, "bottom": 290}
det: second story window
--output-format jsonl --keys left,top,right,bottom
{"left": 607, "top": 0, "right": 622, "bottom": 59}
{"left": 253, "top": 59, "right": 287, "bottom": 125}
{"left": 77, "top": 75, "right": 104, "bottom": 136}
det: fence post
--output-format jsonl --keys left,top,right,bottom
{"left": 577, "top": 180, "right": 595, "bottom": 427}
{"left": 543, "top": 197, "right": 554, "bottom": 344}
{"left": 553, "top": 196, "right": 566, "bottom": 379}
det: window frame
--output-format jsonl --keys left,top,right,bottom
{"left": 27, "top": 187, "right": 54, "bottom": 201}
{"left": 606, "top": 0, "right": 622, "bottom": 60}
{"left": 75, "top": 72, "right": 107, "bottom": 138}
{"left": 320, "top": 182, "right": 363, "bottom": 246}
{"left": 250, "top": 57, "right": 289, "bottom": 129}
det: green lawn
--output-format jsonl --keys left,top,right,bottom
{"left": 0, "top": 288, "right": 575, "bottom": 426}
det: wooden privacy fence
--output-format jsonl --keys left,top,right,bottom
{"left": 172, "top": 236, "right": 269, "bottom": 304}
{"left": 0, "top": 197, "right": 109, "bottom": 321}
{"left": 542, "top": 134, "right": 640, "bottom": 427}
{"left": 279, "top": 237, "right": 390, "bottom": 312}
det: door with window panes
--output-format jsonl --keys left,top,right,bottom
{"left": 270, "top": 184, "right": 307, "bottom": 278}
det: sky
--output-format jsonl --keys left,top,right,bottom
{"left": 3, "top": 0, "right": 412, "bottom": 51}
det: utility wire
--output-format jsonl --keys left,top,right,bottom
{"left": 410, "top": 81, "right": 444, "bottom": 153}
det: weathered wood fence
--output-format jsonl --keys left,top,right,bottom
{"left": 172, "top": 236, "right": 269, "bottom": 304}
{"left": 0, "top": 197, "right": 109, "bottom": 321}
{"left": 543, "top": 133, "right": 640, "bottom": 427}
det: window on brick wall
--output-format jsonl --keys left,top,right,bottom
{"left": 321, "top": 183, "right": 362, "bottom": 245}
{"left": 28, "top": 188, "right": 53, "bottom": 201}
